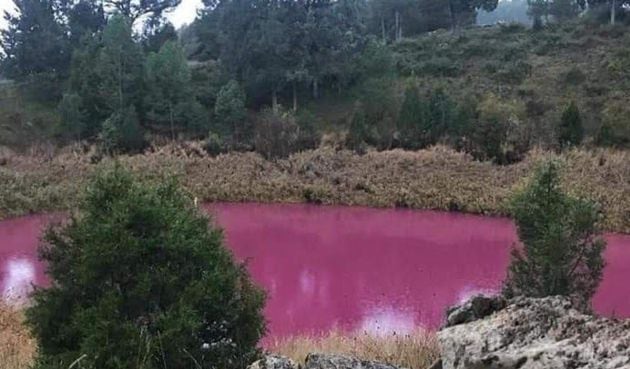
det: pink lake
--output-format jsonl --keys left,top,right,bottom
{"left": 1, "top": 203, "right": 629, "bottom": 339}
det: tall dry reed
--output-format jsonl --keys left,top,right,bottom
{"left": 269, "top": 329, "right": 440, "bottom": 369}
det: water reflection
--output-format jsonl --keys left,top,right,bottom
{"left": 359, "top": 305, "right": 415, "bottom": 336}
{"left": 2, "top": 257, "right": 36, "bottom": 302}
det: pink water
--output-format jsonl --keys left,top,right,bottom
{"left": 1, "top": 203, "right": 629, "bottom": 339}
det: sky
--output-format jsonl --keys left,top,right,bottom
{"left": 0, "top": 0, "right": 203, "bottom": 30}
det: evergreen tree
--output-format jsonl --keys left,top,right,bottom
{"left": 26, "top": 167, "right": 265, "bottom": 369}
{"left": 503, "top": 161, "right": 606, "bottom": 310}
{"left": 56, "top": 92, "right": 86, "bottom": 142}
{"left": 214, "top": 80, "right": 247, "bottom": 139}
{"left": 558, "top": 101, "right": 583, "bottom": 148}
{"left": 0, "top": 0, "right": 70, "bottom": 80}
{"left": 144, "top": 41, "right": 205, "bottom": 139}
{"left": 397, "top": 82, "right": 427, "bottom": 149}
{"left": 96, "top": 15, "right": 144, "bottom": 114}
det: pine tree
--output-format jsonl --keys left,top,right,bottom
{"left": 397, "top": 82, "right": 427, "bottom": 149}
{"left": 96, "top": 15, "right": 144, "bottom": 114}
{"left": 26, "top": 167, "right": 265, "bottom": 369}
{"left": 558, "top": 101, "right": 583, "bottom": 148}
{"left": 214, "top": 80, "right": 247, "bottom": 139}
{"left": 144, "top": 41, "right": 205, "bottom": 139}
{"left": 503, "top": 161, "right": 606, "bottom": 310}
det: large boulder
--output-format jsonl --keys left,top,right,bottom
{"left": 438, "top": 295, "right": 630, "bottom": 369}
{"left": 305, "top": 353, "right": 403, "bottom": 369}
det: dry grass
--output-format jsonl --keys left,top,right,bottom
{"left": 1, "top": 143, "right": 629, "bottom": 233}
{"left": 268, "top": 329, "right": 440, "bottom": 369}
{"left": 0, "top": 303, "right": 36, "bottom": 369}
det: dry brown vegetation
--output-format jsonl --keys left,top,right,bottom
{"left": 1, "top": 143, "right": 629, "bottom": 233}
{"left": 269, "top": 329, "right": 440, "bottom": 369}
{"left": 0, "top": 303, "right": 36, "bottom": 369}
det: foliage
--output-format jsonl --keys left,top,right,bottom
{"left": 214, "top": 80, "right": 247, "bottom": 139}
{"left": 95, "top": 15, "right": 144, "bottom": 114}
{"left": 597, "top": 99, "right": 630, "bottom": 148}
{"left": 397, "top": 82, "right": 427, "bottom": 149}
{"left": 254, "top": 107, "right": 300, "bottom": 159}
{"left": 100, "top": 107, "right": 146, "bottom": 154}
{"left": 558, "top": 101, "right": 583, "bottom": 148}
{"left": 55, "top": 93, "right": 86, "bottom": 142}
{"left": 470, "top": 94, "right": 527, "bottom": 164}
{"left": 205, "top": 131, "right": 226, "bottom": 156}
{"left": 144, "top": 41, "right": 207, "bottom": 139}
{"left": 26, "top": 167, "right": 266, "bottom": 369}
{"left": 0, "top": 0, "right": 70, "bottom": 82}
{"left": 346, "top": 103, "right": 370, "bottom": 153}
{"left": 503, "top": 161, "right": 606, "bottom": 310}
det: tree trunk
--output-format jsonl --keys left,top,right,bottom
{"left": 272, "top": 90, "right": 278, "bottom": 113}
{"left": 292, "top": 81, "right": 298, "bottom": 112}
{"left": 395, "top": 11, "right": 400, "bottom": 42}
{"left": 169, "top": 102, "right": 175, "bottom": 141}
{"left": 611, "top": 0, "right": 616, "bottom": 25}
{"left": 312, "top": 79, "right": 319, "bottom": 99}
{"left": 381, "top": 17, "right": 386, "bottom": 42}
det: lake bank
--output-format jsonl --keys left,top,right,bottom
{"left": 1, "top": 144, "right": 629, "bottom": 233}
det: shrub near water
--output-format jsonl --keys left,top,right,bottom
{"left": 26, "top": 168, "right": 265, "bottom": 369}
{"left": 503, "top": 161, "right": 606, "bottom": 310}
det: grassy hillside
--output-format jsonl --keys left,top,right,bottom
{"left": 391, "top": 21, "right": 628, "bottom": 138}
{"left": 2, "top": 21, "right": 630, "bottom": 151}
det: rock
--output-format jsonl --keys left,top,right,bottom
{"left": 444, "top": 294, "right": 507, "bottom": 327}
{"left": 248, "top": 355, "right": 298, "bottom": 369}
{"left": 438, "top": 295, "right": 630, "bottom": 369}
{"left": 305, "top": 353, "right": 403, "bottom": 369}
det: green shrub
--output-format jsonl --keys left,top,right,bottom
{"left": 295, "top": 110, "right": 321, "bottom": 151}
{"left": 470, "top": 94, "right": 528, "bottom": 164}
{"left": 496, "top": 61, "right": 532, "bottom": 84}
{"left": 558, "top": 101, "right": 583, "bottom": 148}
{"left": 503, "top": 161, "right": 606, "bottom": 310}
{"left": 214, "top": 80, "right": 247, "bottom": 139}
{"left": 563, "top": 67, "right": 586, "bottom": 85}
{"left": 26, "top": 167, "right": 266, "bottom": 369}
{"left": 100, "top": 106, "right": 146, "bottom": 154}
{"left": 56, "top": 92, "right": 86, "bottom": 142}
{"left": 597, "top": 100, "right": 630, "bottom": 148}
{"left": 346, "top": 103, "right": 370, "bottom": 154}
{"left": 205, "top": 131, "right": 226, "bottom": 156}
{"left": 254, "top": 107, "right": 299, "bottom": 159}
{"left": 397, "top": 83, "right": 427, "bottom": 149}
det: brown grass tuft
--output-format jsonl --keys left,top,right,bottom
{"left": 269, "top": 329, "right": 440, "bottom": 369}
{"left": 0, "top": 303, "right": 36, "bottom": 369}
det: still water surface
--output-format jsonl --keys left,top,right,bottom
{"left": 1, "top": 203, "right": 629, "bottom": 338}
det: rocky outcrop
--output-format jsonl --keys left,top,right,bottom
{"left": 249, "top": 354, "right": 404, "bottom": 369}
{"left": 439, "top": 295, "right": 630, "bottom": 369}
{"left": 304, "top": 353, "right": 403, "bottom": 369}
{"left": 248, "top": 355, "right": 299, "bottom": 369}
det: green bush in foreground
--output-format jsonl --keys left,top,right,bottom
{"left": 26, "top": 167, "right": 266, "bottom": 369}
{"left": 503, "top": 161, "right": 606, "bottom": 310}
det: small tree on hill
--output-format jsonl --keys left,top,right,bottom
{"left": 26, "top": 167, "right": 266, "bottom": 369}
{"left": 503, "top": 161, "right": 606, "bottom": 310}
{"left": 397, "top": 82, "right": 427, "bottom": 150}
{"left": 214, "top": 80, "right": 247, "bottom": 140}
{"left": 558, "top": 101, "right": 583, "bottom": 148}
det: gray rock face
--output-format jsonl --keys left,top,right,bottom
{"left": 248, "top": 355, "right": 298, "bottom": 369}
{"left": 439, "top": 295, "right": 630, "bottom": 369}
{"left": 445, "top": 295, "right": 507, "bottom": 327}
{"left": 305, "top": 353, "right": 403, "bottom": 369}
